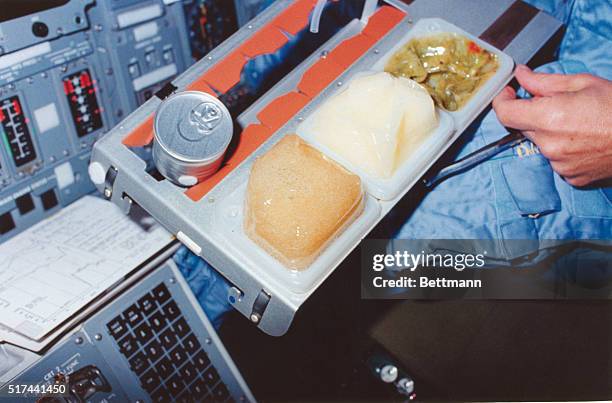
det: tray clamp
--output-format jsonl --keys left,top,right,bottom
{"left": 102, "top": 166, "right": 118, "bottom": 200}
{"left": 249, "top": 290, "right": 271, "bottom": 324}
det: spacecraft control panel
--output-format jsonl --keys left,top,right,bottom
{"left": 0, "top": 0, "right": 248, "bottom": 243}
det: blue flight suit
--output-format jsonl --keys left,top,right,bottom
{"left": 393, "top": 0, "right": 612, "bottom": 259}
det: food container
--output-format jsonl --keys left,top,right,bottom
{"left": 153, "top": 91, "right": 233, "bottom": 186}
{"left": 297, "top": 18, "right": 514, "bottom": 200}
{"left": 212, "top": 169, "right": 381, "bottom": 294}
{"left": 373, "top": 18, "right": 515, "bottom": 128}
{"left": 297, "top": 71, "right": 455, "bottom": 201}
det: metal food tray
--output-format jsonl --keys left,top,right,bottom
{"left": 90, "top": 0, "right": 561, "bottom": 336}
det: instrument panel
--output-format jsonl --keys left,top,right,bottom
{"left": 0, "top": 96, "right": 38, "bottom": 170}
{"left": 0, "top": 0, "right": 250, "bottom": 242}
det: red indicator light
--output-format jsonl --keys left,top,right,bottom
{"left": 80, "top": 72, "right": 92, "bottom": 88}
{"left": 12, "top": 100, "right": 21, "bottom": 115}
{"left": 63, "top": 80, "right": 74, "bottom": 94}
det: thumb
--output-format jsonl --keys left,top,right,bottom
{"left": 515, "top": 64, "right": 592, "bottom": 97}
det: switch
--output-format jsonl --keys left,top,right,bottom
{"left": 0, "top": 212, "right": 15, "bottom": 235}
{"left": 41, "top": 189, "right": 58, "bottom": 210}
{"left": 144, "top": 51, "right": 156, "bottom": 65}
{"left": 16, "top": 193, "right": 35, "bottom": 215}
{"left": 128, "top": 63, "right": 140, "bottom": 78}
{"left": 162, "top": 49, "right": 174, "bottom": 63}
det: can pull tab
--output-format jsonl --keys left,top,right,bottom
{"left": 249, "top": 290, "right": 271, "bottom": 324}
{"left": 190, "top": 102, "right": 222, "bottom": 134}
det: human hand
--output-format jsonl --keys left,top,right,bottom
{"left": 492, "top": 64, "right": 612, "bottom": 187}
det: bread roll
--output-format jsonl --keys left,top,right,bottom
{"left": 245, "top": 135, "right": 363, "bottom": 270}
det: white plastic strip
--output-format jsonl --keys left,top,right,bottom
{"left": 117, "top": 4, "right": 163, "bottom": 29}
{"left": 0, "top": 41, "right": 51, "bottom": 70}
{"left": 133, "top": 21, "right": 159, "bottom": 42}
{"left": 132, "top": 63, "right": 177, "bottom": 91}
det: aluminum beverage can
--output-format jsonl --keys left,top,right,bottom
{"left": 153, "top": 91, "right": 233, "bottom": 186}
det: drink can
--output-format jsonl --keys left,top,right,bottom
{"left": 153, "top": 91, "right": 233, "bottom": 186}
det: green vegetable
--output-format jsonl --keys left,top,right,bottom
{"left": 385, "top": 33, "right": 499, "bottom": 111}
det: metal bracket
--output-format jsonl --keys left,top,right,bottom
{"left": 249, "top": 290, "right": 271, "bottom": 324}
{"left": 103, "top": 166, "right": 118, "bottom": 199}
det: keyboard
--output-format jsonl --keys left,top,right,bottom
{"left": 106, "top": 281, "right": 234, "bottom": 402}
{"left": 0, "top": 260, "right": 252, "bottom": 403}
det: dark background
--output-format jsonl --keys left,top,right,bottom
{"left": 220, "top": 240, "right": 612, "bottom": 402}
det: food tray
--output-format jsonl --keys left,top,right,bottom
{"left": 90, "top": 0, "right": 530, "bottom": 335}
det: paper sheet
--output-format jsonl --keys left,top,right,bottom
{"left": 0, "top": 195, "right": 172, "bottom": 342}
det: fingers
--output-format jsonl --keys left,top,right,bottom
{"left": 514, "top": 64, "right": 593, "bottom": 96}
{"left": 492, "top": 86, "right": 549, "bottom": 131}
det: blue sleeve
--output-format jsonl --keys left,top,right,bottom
{"left": 523, "top": 0, "right": 574, "bottom": 24}
{"left": 173, "top": 246, "right": 233, "bottom": 330}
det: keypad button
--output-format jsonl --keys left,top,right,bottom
{"left": 135, "top": 322, "right": 154, "bottom": 345}
{"left": 179, "top": 361, "right": 197, "bottom": 384}
{"left": 212, "top": 382, "right": 230, "bottom": 401}
{"left": 193, "top": 351, "right": 211, "bottom": 371}
{"left": 118, "top": 334, "right": 138, "bottom": 358}
{"left": 173, "top": 317, "right": 190, "bottom": 338}
{"left": 138, "top": 293, "right": 157, "bottom": 315}
{"left": 191, "top": 377, "right": 207, "bottom": 395}
{"left": 129, "top": 351, "right": 149, "bottom": 375}
{"left": 149, "top": 310, "right": 167, "bottom": 332}
{"left": 203, "top": 367, "right": 220, "bottom": 388}
{"left": 151, "top": 386, "right": 170, "bottom": 403}
{"left": 145, "top": 339, "right": 163, "bottom": 363}
{"left": 157, "top": 356, "right": 174, "bottom": 380}
{"left": 163, "top": 300, "right": 181, "bottom": 322}
{"left": 182, "top": 333, "right": 201, "bottom": 355}
{"left": 160, "top": 328, "right": 178, "bottom": 350}
{"left": 140, "top": 368, "right": 160, "bottom": 393}
{"left": 170, "top": 345, "right": 188, "bottom": 367}
{"left": 124, "top": 304, "right": 143, "bottom": 326}
{"left": 107, "top": 316, "right": 128, "bottom": 340}
{"left": 177, "top": 392, "right": 195, "bottom": 403}
{"left": 167, "top": 373, "right": 185, "bottom": 397}
{"left": 152, "top": 283, "right": 171, "bottom": 304}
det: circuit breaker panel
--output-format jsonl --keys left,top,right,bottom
{"left": 0, "top": 0, "right": 195, "bottom": 242}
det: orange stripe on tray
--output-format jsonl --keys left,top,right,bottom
{"left": 327, "top": 33, "right": 377, "bottom": 70}
{"left": 297, "top": 57, "right": 346, "bottom": 97}
{"left": 362, "top": 5, "right": 406, "bottom": 39}
{"left": 238, "top": 25, "right": 289, "bottom": 58}
{"left": 122, "top": 115, "right": 155, "bottom": 147}
{"left": 122, "top": 0, "right": 319, "bottom": 149}
{"left": 201, "top": 52, "right": 248, "bottom": 94}
{"left": 256, "top": 91, "right": 311, "bottom": 131}
{"left": 186, "top": 79, "right": 217, "bottom": 96}
{"left": 184, "top": 5, "right": 405, "bottom": 201}
{"left": 185, "top": 124, "right": 273, "bottom": 201}
{"left": 272, "top": 0, "right": 318, "bottom": 36}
